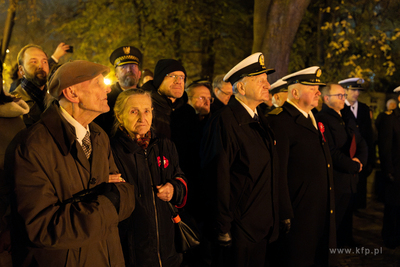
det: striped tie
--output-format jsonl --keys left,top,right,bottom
{"left": 82, "top": 132, "right": 92, "bottom": 159}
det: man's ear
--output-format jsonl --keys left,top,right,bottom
{"left": 213, "top": 87, "right": 219, "bottom": 95}
{"left": 237, "top": 81, "right": 246, "bottom": 96}
{"left": 62, "top": 86, "right": 79, "bottom": 103}
{"left": 292, "top": 87, "right": 300, "bottom": 100}
{"left": 18, "top": 65, "right": 25, "bottom": 77}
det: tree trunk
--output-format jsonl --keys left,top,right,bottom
{"left": 253, "top": 0, "right": 311, "bottom": 83}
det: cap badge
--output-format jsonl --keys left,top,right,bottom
{"left": 123, "top": 47, "right": 130, "bottom": 55}
{"left": 259, "top": 54, "right": 266, "bottom": 69}
{"left": 316, "top": 69, "right": 322, "bottom": 77}
{"left": 357, "top": 79, "right": 363, "bottom": 84}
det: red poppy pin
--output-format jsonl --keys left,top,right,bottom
{"left": 157, "top": 156, "right": 169, "bottom": 168}
{"left": 318, "top": 122, "right": 326, "bottom": 142}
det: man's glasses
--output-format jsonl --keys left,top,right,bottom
{"left": 327, "top": 94, "right": 348, "bottom": 100}
{"left": 166, "top": 74, "right": 185, "bottom": 81}
{"left": 218, "top": 88, "right": 233, "bottom": 96}
{"left": 190, "top": 96, "right": 214, "bottom": 103}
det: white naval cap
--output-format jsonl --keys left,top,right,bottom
{"left": 339, "top": 77, "right": 365, "bottom": 90}
{"left": 223, "top": 52, "right": 275, "bottom": 85}
{"left": 269, "top": 79, "right": 288, "bottom": 95}
{"left": 393, "top": 86, "right": 400, "bottom": 93}
{"left": 281, "top": 66, "right": 325, "bottom": 86}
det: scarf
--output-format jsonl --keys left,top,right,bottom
{"left": 20, "top": 77, "right": 47, "bottom": 111}
{"left": 120, "top": 126, "right": 151, "bottom": 150}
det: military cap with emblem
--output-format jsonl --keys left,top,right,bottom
{"left": 47, "top": 60, "right": 110, "bottom": 98}
{"left": 393, "top": 86, "right": 400, "bottom": 93}
{"left": 109, "top": 46, "right": 143, "bottom": 68}
{"left": 282, "top": 66, "right": 325, "bottom": 86}
{"left": 223, "top": 52, "right": 275, "bottom": 85}
{"left": 339, "top": 77, "right": 365, "bottom": 90}
{"left": 269, "top": 79, "right": 288, "bottom": 96}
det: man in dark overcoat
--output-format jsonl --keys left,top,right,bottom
{"left": 7, "top": 60, "right": 136, "bottom": 266}
{"left": 267, "top": 67, "right": 336, "bottom": 266}
{"left": 339, "top": 78, "right": 375, "bottom": 210}
{"left": 377, "top": 85, "right": 400, "bottom": 248}
{"left": 200, "top": 52, "right": 291, "bottom": 267}
{"left": 316, "top": 83, "right": 368, "bottom": 248}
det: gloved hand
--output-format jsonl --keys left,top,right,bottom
{"left": 64, "top": 183, "right": 120, "bottom": 213}
{"left": 280, "top": 219, "right": 291, "bottom": 234}
{"left": 217, "top": 232, "right": 232, "bottom": 247}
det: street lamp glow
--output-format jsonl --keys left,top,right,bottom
{"left": 6, "top": 49, "right": 9, "bottom": 53}
{"left": 104, "top": 78, "right": 112, "bottom": 85}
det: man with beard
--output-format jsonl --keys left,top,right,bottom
{"left": 94, "top": 46, "right": 143, "bottom": 135}
{"left": 11, "top": 44, "right": 50, "bottom": 128}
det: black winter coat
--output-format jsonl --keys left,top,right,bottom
{"left": 267, "top": 102, "right": 336, "bottom": 267}
{"left": 200, "top": 97, "right": 291, "bottom": 244}
{"left": 141, "top": 81, "right": 188, "bottom": 140}
{"left": 111, "top": 129, "right": 187, "bottom": 267}
{"left": 316, "top": 104, "right": 368, "bottom": 194}
{"left": 377, "top": 107, "right": 400, "bottom": 205}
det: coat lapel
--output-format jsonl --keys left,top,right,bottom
{"left": 283, "top": 102, "right": 318, "bottom": 135}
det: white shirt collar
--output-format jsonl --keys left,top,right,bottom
{"left": 235, "top": 96, "right": 258, "bottom": 119}
{"left": 287, "top": 99, "right": 317, "bottom": 129}
{"left": 345, "top": 99, "right": 358, "bottom": 118}
{"left": 59, "top": 106, "right": 90, "bottom": 145}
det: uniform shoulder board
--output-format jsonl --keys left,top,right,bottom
{"left": 385, "top": 110, "right": 393, "bottom": 115}
{"left": 268, "top": 107, "right": 283, "bottom": 115}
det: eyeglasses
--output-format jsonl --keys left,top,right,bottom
{"left": 217, "top": 88, "right": 233, "bottom": 96}
{"left": 190, "top": 96, "right": 214, "bottom": 103}
{"left": 327, "top": 94, "right": 347, "bottom": 100}
{"left": 166, "top": 74, "right": 185, "bottom": 82}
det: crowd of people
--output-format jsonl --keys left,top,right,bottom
{"left": 0, "top": 42, "right": 399, "bottom": 267}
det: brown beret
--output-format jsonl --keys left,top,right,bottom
{"left": 47, "top": 60, "right": 110, "bottom": 97}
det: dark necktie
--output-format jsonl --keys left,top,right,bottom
{"left": 253, "top": 114, "right": 259, "bottom": 122}
{"left": 82, "top": 132, "right": 92, "bottom": 159}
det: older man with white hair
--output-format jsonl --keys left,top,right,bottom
{"left": 267, "top": 67, "right": 336, "bottom": 266}
{"left": 200, "top": 52, "right": 291, "bottom": 267}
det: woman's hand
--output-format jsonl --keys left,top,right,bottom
{"left": 109, "top": 173, "right": 126, "bottom": 183}
{"left": 156, "top": 183, "right": 174, "bottom": 201}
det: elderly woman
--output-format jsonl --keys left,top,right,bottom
{"left": 110, "top": 89, "right": 187, "bottom": 267}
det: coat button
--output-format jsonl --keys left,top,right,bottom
{"left": 90, "top": 178, "right": 97, "bottom": 184}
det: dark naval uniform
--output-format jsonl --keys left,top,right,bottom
{"left": 200, "top": 97, "right": 290, "bottom": 266}
{"left": 267, "top": 102, "right": 336, "bottom": 266}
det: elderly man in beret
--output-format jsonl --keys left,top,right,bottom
{"left": 200, "top": 52, "right": 291, "bottom": 267}
{"left": 7, "top": 60, "right": 135, "bottom": 267}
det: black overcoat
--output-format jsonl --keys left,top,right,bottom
{"left": 377, "top": 107, "right": 400, "bottom": 205}
{"left": 316, "top": 104, "right": 368, "bottom": 194}
{"left": 200, "top": 97, "right": 291, "bottom": 244}
{"left": 111, "top": 129, "right": 187, "bottom": 267}
{"left": 267, "top": 102, "right": 336, "bottom": 267}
